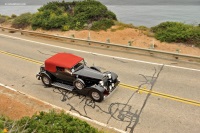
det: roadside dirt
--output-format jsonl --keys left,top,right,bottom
{"left": 0, "top": 85, "right": 118, "bottom": 132}
{"left": 0, "top": 86, "right": 53, "bottom": 120}
{"left": 1, "top": 24, "right": 200, "bottom": 56}
{"left": 29, "top": 26, "right": 200, "bottom": 56}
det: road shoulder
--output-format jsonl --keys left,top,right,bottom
{"left": 0, "top": 85, "right": 121, "bottom": 133}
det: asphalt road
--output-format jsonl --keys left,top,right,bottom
{"left": 0, "top": 31, "right": 200, "bottom": 133}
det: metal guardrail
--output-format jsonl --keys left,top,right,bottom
{"left": 1, "top": 26, "right": 200, "bottom": 63}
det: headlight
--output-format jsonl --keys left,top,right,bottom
{"left": 40, "top": 67, "right": 44, "bottom": 72}
{"left": 109, "top": 85, "right": 112, "bottom": 90}
{"left": 112, "top": 83, "right": 114, "bottom": 87}
{"left": 99, "top": 81, "right": 104, "bottom": 86}
{"left": 108, "top": 74, "right": 112, "bottom": 79}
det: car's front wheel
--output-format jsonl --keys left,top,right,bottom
{"left": 90, "top": 90, "right": 104, "bottom": 102}
{"left": 41, "top": 74, "right": 52, "bottom": 87}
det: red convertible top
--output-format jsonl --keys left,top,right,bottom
{"left": 45, "top": 53, "right": 83, "bottom": 72}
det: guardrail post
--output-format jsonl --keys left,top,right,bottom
{"left": 128, "top": 41, "right": 133, "bottom": 46}
{"left": 71, "top": 34, "right": 75, "bottom": 38}
{"left": 0, "top": 25, "right": 4, "bottom": 31}
{"left": 174, "top": 49, "right": 181, "bottom": 59}
{"left": 20, "top": 28, "right": 23, "bottom": 35}
{"left": 106, "top": 38, "right": 110, "bottom": 43}
{"left": 149, "top": 39, "right": 155, "bottom": 49}
{"left": 70, "top": 34, "right": 75, "bottom": 42}
{"left": 176, "top": 49, "right": 181, "bottom": 53}
{"left": 87, "top": 38, "right": 91, "bottom": 45}
{"left": 149, "top": 44, "right": 154, "bottom": 49}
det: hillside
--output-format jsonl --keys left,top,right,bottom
{"left": 0, "top": 0, "right": 199, "bottom": 56}
{"left": 30, "top": 25, "right": 200, "bottom": 56}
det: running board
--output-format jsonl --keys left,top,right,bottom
{"left": 52, "top": 82, "right": 74, "bottom": 91}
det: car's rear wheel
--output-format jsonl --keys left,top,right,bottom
{"left": 90, "top": 90, "right": 103, "bottom": 102}
{"left": 73, "top": 79, "right": 85, "bottom": 90}
{"left": 41, "top": 74, "right": 52, "bottom": 87}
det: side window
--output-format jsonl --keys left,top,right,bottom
{"left": 56, "top": 66, "right": 64, "bottom": 72}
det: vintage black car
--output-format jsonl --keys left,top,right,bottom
{"left": 36, "top": 53, "right": 120, "bottom": 102}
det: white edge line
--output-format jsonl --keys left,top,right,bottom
{"left": 1, "top": 33, "right": 200, "bottom": 72}
{"left": 165, "top": 64, "right": 200, "bottom": 72}
{"left": 0, "top": 83, "right": 17, "bottom": 92}
{"left": 0, "top": 83, "right": 126, "bottom": 133}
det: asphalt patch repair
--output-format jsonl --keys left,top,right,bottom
{"left": 0, "top": 85, "right": 120, "bottom": 133}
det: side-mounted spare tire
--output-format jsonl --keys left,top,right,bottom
{"left": 41, "top": 74, "right": 52, "bottom": 87}
{"left": 73, "top": 78, "right": 85, "bottom": 90}
{"left": 89, "top": 89, "right": 104, "bottom": 102}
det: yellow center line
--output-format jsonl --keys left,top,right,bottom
{"left": 1, "top": 50, "right": 200, "bottom": 107}
{"left": 0, "top": 50, "right": 43, "bottom": 65}
{"left": 120, "top": 83, "right": 200, "bottom": 107}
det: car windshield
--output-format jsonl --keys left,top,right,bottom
{"left": 73, "top": 60, "right": 85, "bottom": 71}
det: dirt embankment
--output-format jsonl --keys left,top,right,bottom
{"left": 24, "top": 25, "right": 200, "bottom": 56}
{"left": 2, "top": 24, "right": 200, "bottom": 56}
{"left": 0, "top": 86, "right": 118, "bottom": 132}
{"left": 0, "top": 86, "right": 52, "bottom": 120}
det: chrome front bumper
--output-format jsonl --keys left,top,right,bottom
{"left": 104, "top": 79, "right": 120, "bottom": 99}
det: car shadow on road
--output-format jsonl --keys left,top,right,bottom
{"left": 51, "top": 65, "right": 164, "bottom": 133}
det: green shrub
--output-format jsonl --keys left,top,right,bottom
{"left": 91, "top": 19, "right": 114, "bottom": 31}
{"left": 104, "top": 10, "right": 117, "bottom": 20}
{"left": 0, "top": 16, "right": 6, "bottom": 23}
{"left": 12, "top": 13, "right": 32, "bottom": 29}
{"left": 32, "top": 11, "right": 69, "bottom": 30}
{"left": 1, "top": 111, "right": 100, "bottom": 133}
{"left": 137, "top": 26, "right": 149, "bottom": 31}
{"left": 151, "top": 21, "right": 200, "bottom": 46}
{"left": 74, "top": 0, "right": 116, "bottom": 21}
{"left": 0, "top": 14, "right": 10, "bottom": 23}
{"left": 0, "top": 115, "right": 13, "bottom": 132}
{"left": 0, "top": 119, "right": 3, "bottom": 130}
{"left": 11, "top": 14, "right": 17, "bottom": 18}
{"left": 18, "top": 111, "right": 99, "bottom": 133}
{"left": 31, "top": 0, "right": 117, "bottom": 31}
{"left": 115, "top": 21, "right": 135, "bottom": 29}
{"left": 38, "top": 1, "right": 70, "bottom": 13}
{"left": 62, "top": 25, "right": 70, "bottom": 31}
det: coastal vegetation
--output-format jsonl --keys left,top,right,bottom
{"left": 0, "top": 14, "right": 8, "bottom": 23}
{"left": 1, "top": 0, "right": 117, "bottom": 31}
{"left": 151, "top": 22, "right": 200, "bottom": 47}
{"left": 31, "top": 0, "right": 116, "bottom": 31}
{"left": 0, "top": 0, "right": 199, "bottom": 47}
{"left": 0, "top": 110, "right": 100, "bottom": 133}
{"left": 12, "top": 13, "right": 32, "bottom": 29}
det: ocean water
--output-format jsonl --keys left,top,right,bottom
{"left": 107, "top": 5, "right": 200, "bottom": 27}
{"left": 0, "top": 5, "right": 199, "bottom": 27}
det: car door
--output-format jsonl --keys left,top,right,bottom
{"left": 56, "top": 67, "right": 75, "bottom": 84}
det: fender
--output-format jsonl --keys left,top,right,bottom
{"left": 89, "top": 84, "right": 105, "bottom": 93}
{"left": 36, "top": 71, "right": 51, "bottom": 80}
{"left": 104, "top": 71, "right": 118, "bottom": 81}
{"left": 90, "top": 66, "right": 101, "bottom": 72}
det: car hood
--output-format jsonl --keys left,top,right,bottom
{"left": 73, "top": 66, "right": 104, "bottom": 80}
